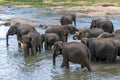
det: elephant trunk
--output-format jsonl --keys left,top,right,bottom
{"left": 53, "top": 52, "right": 57, "bottom": 66}
{"left": 74, "top": 20, "right": 76, "bottom": 27}
{"left": 6, "top": 32, "right": 9, "bottom": 48}
{"left": 23, "top": 43, "right": 28, "bottom": 57}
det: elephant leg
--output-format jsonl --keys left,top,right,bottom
{"left": 38, "top": 46, "right": 41, "bottom": 52}
{"left": 84, "top": 62, "right": 91, "bottom": 71}
{"left": 85, "top": 64, "right": 91, "bottom": 71}
{"left": 18, "top": 42, "right": 22, "bottom": 52}
{"left": 61, "top": 60, "right": 66, "bottom": 67}
{"left": 31, "top": 46, "right": 36, "bottom": 56}
{"left": 50, "top": 44, "right": 53, "bottom": 50}
{"left": 45, "top": 41, "right": 48, "bottom": 50}
{"left": 64, "top": 58, "right": 69, "bottom": 68}
{"left": 81, "top": 65, "right": 85, "bottom": 69}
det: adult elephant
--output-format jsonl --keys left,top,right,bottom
{"left": 21, "top": 30, "right": 41, "bottom": 57}
{"left": 60, "top": 14, "right": 76, "bottom": 26}
{"left": 73, "top": 28, "right": 104, "bottom": 40}
{"left": 41, "top": 33, "right": 61, "bottom": 50}
{"left": 90, "top": 18, "right": 114, "bottom": 33}
{"left": 6, "top": 23, "right": 36, "bottom": 51}
{"left": 53, "top": 41, "right": 91, "bottom": 71}
{"left": 45, "top": 25, "right": 78, "bottom": 42}
{"left": 81, "top": 38, "right": 117, "bottom": 62}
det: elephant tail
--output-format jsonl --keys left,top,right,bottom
{"left": 86, "top": 47, "right": 91, "bottom": 62}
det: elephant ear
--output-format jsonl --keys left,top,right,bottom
{"left": 81, "top": 38, "right": 89, "bottom": 46}
{"left": 53, "top": 41, "right": 63, "bottom": 55}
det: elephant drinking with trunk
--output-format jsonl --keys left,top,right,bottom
{"left": 73, "top": 28, "right": 104, "bottom": 40}
{"left": 53, "top": 41, "right": 91, "bottom": 71}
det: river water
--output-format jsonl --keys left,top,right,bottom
{"left": 0, "top": 6, "right": 120, "bottom": 80}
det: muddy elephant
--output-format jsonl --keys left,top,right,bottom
{"left": 53, "top": 41, "right": 91, "bottom": 71}
{"left": 60, "top": 14, "right": 76, "bottom": 26}
{"left": 81, "top": 38, "right": 117, "bottom": 62}
{"left": 73, "top": 28, "right": 104, "bottom": 40}
{"left": 45, "top": 25, "right": 78, "bottom": 42}
{"left": 97, "top": 32, "right": 114, "bottom": 38}
{"left": 21, "top": 30, "right": 41, "bottom": 57}
{"left": 6, "top": 23, "right": 36, "bottom": 51}
{"left": 90, "top": 18, "right": 114, "bottom": 33}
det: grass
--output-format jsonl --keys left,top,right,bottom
{"left": 0, "top": 0, "right": 120, "bottom": 7}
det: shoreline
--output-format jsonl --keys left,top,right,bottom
{"left": 49, "top": 5, "right": 120, "bottom": 17}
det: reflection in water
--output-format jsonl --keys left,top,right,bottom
{"left": 1, "top": 6, "right": 120, "bottom": 80}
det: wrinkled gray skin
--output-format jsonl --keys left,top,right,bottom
{"left": 45, "top": 25, "right": 78, "bottom": 42}
{"left": 60, "top": 14, "right": 76, "bottom": 26}
{"left": 41, "top": 33, "right": 61, "bottom": 50}
{"left": 53, "top": 41, "right": 91, "bottom": 71}
{"left": 73, "top": 28, "right": 104, "bottom": 40}
{"left": 104, "top": 37, "right": 120, "bottom": 57}
{"left": 21, "top": 30, "right": 41, "bottom": 57}
{"left": 97, "top": 32, "right": 114, "bottom": 38}
{"left": 6, "top": 23, "right": 36, "bottom": 51}
{"left": 81, "top": 38, "right": 117, "bottom": 62}
{"left": 90, "top": 18, "right": 114, "bottom": 33}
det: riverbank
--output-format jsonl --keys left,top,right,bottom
{"left": 49, "top": 5, "right": 120, "bottom": 17}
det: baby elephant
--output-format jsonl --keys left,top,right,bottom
{"left": 21, "top": 30, "right": 41, "bottom": 57}
{"left": 53, "top": 41, "right": 91, "bottom": 71}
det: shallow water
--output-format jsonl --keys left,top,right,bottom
{"left": 1, "top": 6, "right": 120, "bottom": 80}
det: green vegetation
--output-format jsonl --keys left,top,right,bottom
{"left": 0, "top": 0, "right": 120, "bottom": 7}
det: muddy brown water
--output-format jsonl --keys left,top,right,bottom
{"left": 1, "top": 6, "right": 120, "bottom": 80}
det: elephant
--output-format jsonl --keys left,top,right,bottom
{"left": 81, "top": 38, "right": 117, "bottom": 62}
{"left": 53, "top": 41, "right": 91, "bottom": 71}
{"left": 90, "top": 18, "right": 114, "bottom": 33}
{"left": 73, "top": 28, "right": 104, "bottom": 40}
{"left": 97, "top": 32, "right": 114, "bottom": 38}
{"left": 6, "top": 23, "right": 36, "bottom": 51}
{"left": 21, "top": 30, "right": 41, "bottom": 57}
{"left": 45, "top": 25, "right": 78, "bottom": 42}
{"left": 60, "top": 14, "right": 76, "bottom": 26}
{"left": 40, "top": 33, "right": 61, "bottom": 50}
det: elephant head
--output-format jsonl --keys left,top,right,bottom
{"left": 21, "top": 35, "right": 33, "bottom": 57}
{"left": 90, "top": 20, "right": 96, "bottom": 28}
{"left": 6, "top": 23, "right": 19, "bottom": 47}
{"left": 53, "top": 41, "right": 63, "bottom": 66}
{"left": 65, "top": 24, "right": 78, "bottom": 34}
{"left": 73, "top": 30, "right": 89, "bottom": 40}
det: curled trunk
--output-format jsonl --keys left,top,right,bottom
{"left": 53, "top": 52, "right": 56, "bottom": 66}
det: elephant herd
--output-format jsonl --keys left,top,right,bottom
{"left": 6, "top": 14, "right": 120, "bottom": 71}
